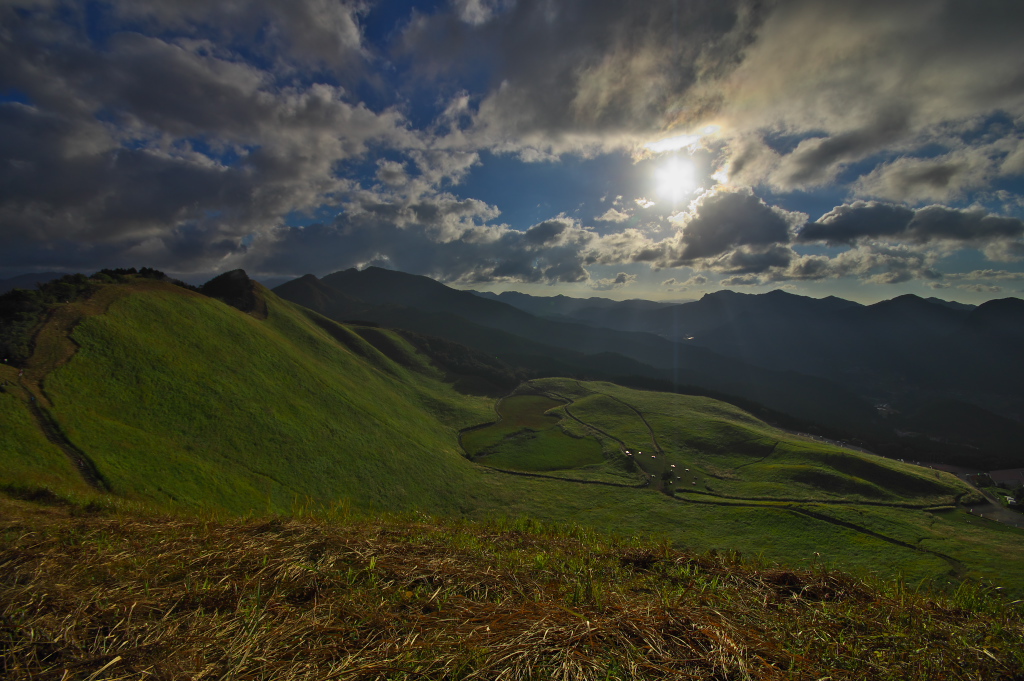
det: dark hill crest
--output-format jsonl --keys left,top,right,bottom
{"left": 199, "top": 269, "right": 267, "bottom": 318}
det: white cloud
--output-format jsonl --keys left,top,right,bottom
{"left": 596, "top": 207, "right": 630, "bottom": 222}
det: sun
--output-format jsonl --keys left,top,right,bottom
{"left": 654, "top": 156, "right": 698, "bottom": 201}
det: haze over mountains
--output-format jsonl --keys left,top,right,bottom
{"left": 274, "top": 267, "right": 1024, "bottom": 470}
{"left": 483, "top": 286, "right": 1024, "bottom": 414}
{"left": 0, "top": 272, "right": 69, "bottom": 295}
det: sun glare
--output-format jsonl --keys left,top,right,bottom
{"left": 654, "top": 157, "right": 697, "bottom": 201}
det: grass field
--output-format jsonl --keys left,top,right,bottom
{"left": 462, "top": 394, "right": 605, "bottom": 471}
{"left": 3, "top": 495, "right": 1022, "bottom": 681}
{"left": 3, "top": 276, "right": 1024, "bottom": 598}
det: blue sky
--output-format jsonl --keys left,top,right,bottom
{"left": 2, "top": 0, "right": 1024, "bottom": 304}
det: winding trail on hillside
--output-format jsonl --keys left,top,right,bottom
{"left": 669, "top": 491, "right": 965, "bottom": 575}
{"left": 10, "top": 282, "right": 175, "bottom": 493}
{"left": 533, "top": 381, "right": 658, "bottom": 486}
{"left": 674, "top": 488, "right": 952, "bottom": 509}
{"left": 459, "top": 384, "right": 652, "bottom": 489}
{"left": 17, "top": 380, "right": 111, "bottom": 492}
{"left": 575, "top": 381, "right": 664, "bottom": 457}
{"left": 461, "top": 382, "right": 986, "bottom": 577}
{"left": 787, "top": 506, "right": 967, "bottom": 577}
{"left": 733, "top": 442, "right": 780, "bottom": 470}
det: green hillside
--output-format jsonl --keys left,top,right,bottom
{"left": 2, "top": 274, "right": 1024, "bottom": 598}
{"left": 1, "top": 277, "right": 494, "bottom": 514}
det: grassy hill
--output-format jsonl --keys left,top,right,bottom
{"left": 1, "top": 276, "right": 496, "bottom": 515}
{"left": 3, "top": 272, "right": 1024, "bottom": 600}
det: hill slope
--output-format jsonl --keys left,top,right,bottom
{"left": 275, "top": 269, "right": 885, "bottom": 438}
{"left": 3, "top": 272, "right": 1024, "bottom": 594}
{"left": 2, "top": 276, "right": 495, "bottom": 514}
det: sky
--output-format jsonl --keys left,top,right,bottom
{"left": 2, "top": 0, "right": 1024, "bottom": 304}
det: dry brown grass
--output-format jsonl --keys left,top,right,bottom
{"left": 1, "top": 496, "right": 1022, "bottom": 680}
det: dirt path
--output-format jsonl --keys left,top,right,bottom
{"left": 6, "top": 282, "right": 170, "bottom": 492}
{"left": 576, "top": 382, "right": 663, "bottom": 456}
{"left": 674, "top": 488, "right": 949, "bottom": 509}
{"left": 20, "top": 383, "right": 110, "bottom": 492}
{"left": 733, "top": 441, "right": 780, "bottom": 470}
{"left": 563, "top": 381, "right": 678, "bottom": 491}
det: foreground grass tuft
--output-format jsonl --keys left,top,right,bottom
{"left": 2, "top": 497, "right": 1021, "bottom": 680}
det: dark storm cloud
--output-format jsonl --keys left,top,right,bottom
{"left": 710, "top": 0, "right": 1024, "bottom": 194}
{"left": 109, "top": 0, "right": 367, "bottom": 65}
{"left": 801, "top": 201, "right": 1024, "bottom": 249}
{"left": 708, "top": 245, "right": 794, "bottom": 275}
{"left": 798, "top": 202, "right": 916, "bottom": 245}
{"left": 661, "top": 189, "right": 804, "bottom": 266}
{"left": 774, "top": 107, "right": 911, "bottom": 188}
{"left": 0, "top": 0, "right": 408, "bottom": 271}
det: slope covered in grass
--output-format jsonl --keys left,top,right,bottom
{"left": 0, "top": 380, "right": 91, "bottom": 496}
{"left": 40, "top": 281, "right": 495, "bottom": 514}
{"left": 3, "top": 275, "right": 1024, "bottom": 596}
{"left": 536, "top": 378, "right": 965, "bottom": 505}
{"left": 462, "top": 394, "right": 605, "bottom": 471}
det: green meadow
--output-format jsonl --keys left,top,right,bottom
{"left": 2, "top": 277, "right": 1024, "bottom": 596}
{"left": 462, "top": 394, "right": 605, "bottom": 471}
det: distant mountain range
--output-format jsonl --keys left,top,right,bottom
{"left": 478, "top": 285, "right": 1024, "bottom": 420}
{"left": 273, "top": 268, "right": 1024, "bottom": 469}
{"left": 0, "top": 272, "right": 69, "bottom": 294}
{"left": 5, "top": 267, "right": 1019, "bottom": 468}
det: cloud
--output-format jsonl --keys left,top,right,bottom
{"left": 959, "top": 284, "right": 1003, "bottom": 294}
{"left": 662, "top": 274, "right": 708, "bottom": 290}
{"left": 596, "top": 207, "right": 631, "bottom": 222}
{"left": 943, "top": 269, "right": 1024, "bottom": 282}
{"left": 400, "top": 0, "right": 762, "bottom": 155}
{"left": 850, "top": 139, "right": 1022, "bottom": 204}
{"left": 708, "top": 0, "right": 1024, "bottom": 189}
{"left": 250, "top": 205, "right": 598, "bottom": 286}
{"left": 705, "top": 244, "right": 794, "bottom": 275}
{"left": 1, "top": 0, "right": 1021, "bottom": 295}
{"left": 590, "top": 272, "right": 637, "bottom": 291}
{"left": 376, "top": 160, "right": 408, "bottom": 187}
{"left": 771, "top": 108, "right": 911, "bottom": 189}
{"left": 799, "top": 201, "right": 1024, "bottom": 250}
{"left": 109, "top": 0, "right": 367, "bottom": 65}
{"left": 656, "top": 189, "right": 805, "bottom": 266}
{"left": 399, "top": 0, "right": 1024, "bottom": 204}
{"left": 0, "top": 1, "right": 415, "bottom": 271}
{"left": 451, "top": 0, "right": 512, "bottom": 26}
